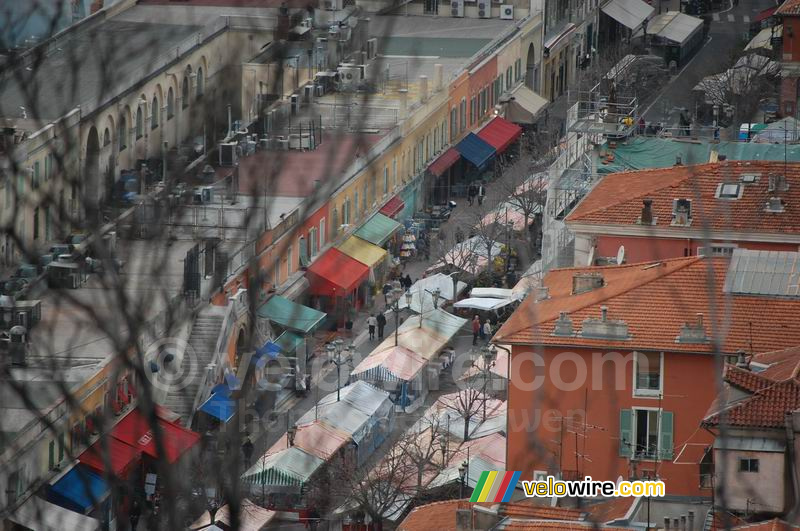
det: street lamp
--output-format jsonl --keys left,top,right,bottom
{"left": 327, "top": 339, "right": 353, "bottom": 402}
{"left": 287, "top": 425, "right": 297, "bottom": 447}
{"left": 458, "top": 459, "right": 468, "bottom": 498}
{"left": 388, "top": 286, "right": 412, "bottom": 346}
{"left": 479, "top": 345, "right": 497, "bottom": 420}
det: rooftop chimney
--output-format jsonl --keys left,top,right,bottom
{"left": 677, "top": 313, "right": 707, "bottom": 343}
{"left": 688, "top": 511, "right": 695, "bottom": 531}
{"left": 768, "top": 173, "right": 788, "bottom": 193}
{"left": 553, "top": 311, "right": 574, "bottom": 336}
{"left": 665, "top": 517, "right": 671, "bottom": 530}
{"left": 535, "top": 285, "right": 550, "bottom": 301}
{"left": 572, "top": 272, "right": 604, "bottom": 295}
{"left": 675, "top": 154, "right": 683, "bottom": 166}
{"left": 673, "top": 518, "right": 680, "bottom": 530}
{"left": 419, "top": 75, "right": 429, "bottom": 103}
{"left": 736, "top": 350, "right": 749, "bottom": 370}
{"left": 765, "top": 196, "right": 785, "bottom": 213}
{"left": 600, "top": 305, "right": 608, "bottom": 321}
{"left": 640, "top": 198, "right": 654, "bottom": 225}
{"left": 718, "top": 154, "right": 727, "bottom": 161}
{"left": 398, "top": 89, "right": 408, "bottom": 119}
{"left": 434, "top": 63, "right": 444, "bottom": 92}
{"left": 681, "top": 515, "right": 687, "bottom": 531}
{"left": 581, "top": 307, "right": 630, "bottom": 340}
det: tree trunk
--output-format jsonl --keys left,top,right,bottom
{"left": 463, "top": 414, "right": 470, "bottom": 441}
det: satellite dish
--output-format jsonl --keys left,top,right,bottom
{"left": 587, "top": 246, "right": 595, "bottom": 267}
{"left": 616, "top": 245, "right": 625, "bottom": 265}
{"left": 616, "top": 475, "right": 625, "bottom": 488}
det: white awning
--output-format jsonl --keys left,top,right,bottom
{"left": 470, "top": 287, "right": 516, "bottom": 299}
{"left": 9, "top": 495, "right": 101, "bottom": 531}
{"left": 745, "top": 25, "right": 782, "bottom": 52}
{"left": 453, "top": 297, "right": 515, "bottom": 311}
{"left": 648, "top": 11, "right": 703, "bottom": 46}
{"left": 601, "top": 0, "right": 654, "bottom": 30}
{"left": 500, "top": 84, "right": 549, "bottom": 124}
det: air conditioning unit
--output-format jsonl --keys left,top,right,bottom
{"left": 218, "top": 142, "right": 237, "bottom": 166}
{"left": 303, "top": 84, "right": 314, "bottom": 102}
{"left": 337, "top": 64, "right": 362, "bottom": 88}
{"left": 290, "top": 94, "right": 299, "bottom": 114}
{"left": 500, "top": 4, "right": 514, "bottom": 19}
{"left": 315, "top": 84, "right": 324, "bottom": 97}
{"left": 276, "top": 138, "right": 290, "bottom": 150}
{"left": 451, "top": 0, "right": 464, "bottom": 17}
{"left": 478, "top": 0, "right": 491, "bottom": 17}
{"left": 367, "top": 38, "right": 378, "bottom": 60}
{"left": 323, "top": 0, "right": 342, "bottom": 10}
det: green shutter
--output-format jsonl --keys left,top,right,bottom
{"left": 659, "top": 411, "right": 674, "bottom": 460}
{"left": 58, "top": 433, "right": 64, "bottom": 461}
{"left": 48, "top": 441, "right": 55, "bottom": 469}
{"left": 619, "top": 409, "right": 633, "bottom": 458}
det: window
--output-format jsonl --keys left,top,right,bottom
{"left": 151, "top": 96, "right": 159, "bottom": 129}
{"left": 739, "top": 458, "right": 759, "bottom": 473}
{"left": 48, "top": 440, "right": 55, "bottom": 469}
{"left": 331, "top": 208, "right": 338, "bottom": 238}
{"left": 273, "top": 257, "right": 280, "bottom": 286}
{"left": 634, "top": 351, "right": 662, "bottom": 396}
{"left": 33, "top": 207, "right": 39, "bottom": 240}
{"left": 362, "top": 181, "right": 368, "bottom": 212}
{"left": 698, "top": 244, "right": 737, "bottom": 257}
{"left": 103, "top": 128, "right": 110, "bottom": 147}
{"left": 45, "top": 207, "right": 51, "bottom": 241}
{"left": 309, "top": 227, "right": 319, "bottom": 256}
{"left": 383, "top": 166, "right": 389, "bottom": 196}
{"left": 33, "top": 162, "right": 40, "bottom": 189}
{"left": 167, "top": 87, "right": 175, "bottom": 119}
{"left": 344, "top": 197, "right": 351, "bottom": 225}
{"left": 470, "top": 97, "right": 477, "bottom": 125}
{"left": 182, "top": 77, "right": 190, "bottom": 108}
{"left": 392, "top": 158, "right": 397, "bottom": 189}
{"left": 136, "top": 106, "right": 144, "bottom": 138}
{"left": 459, "top": 99, "right": 466, "bottom": 132}
{"left": 716, "top": 182, "right": 742, "bottom": 199}
{"left": 287, "top": 244, "right": 293, "bottom": 277}
{"left": 450, "top": 108, "right": 458, "bottom": 140}
{"left": 319, "top": 218, "right": 325, "bottom": 248}
{"left": 354, "top": 190, "right": 359, "bottom": 220}
{"left": 58, "top": 433, "right": 65, "bottom": 462}
{"left": 196, "top": 67, "right": 204, "bottom": 97}
{"left": 619, "top": 409, "right": 673, "bottom": 460}
{"left": 118, "top": 115, "right": 127, "bottom": 150}
{"left": 506, "top": 67, "right": 513, "bottom": 89}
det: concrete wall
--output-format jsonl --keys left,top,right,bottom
{"left": 714, "top": 447, "right": 785, "bottom": 514}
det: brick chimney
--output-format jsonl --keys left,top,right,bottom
{"left": 572, "top": 272, "right": 604, "bottom": 294}
{"left": 640, "top": 198, "right": 653, "bottom": 225}
{"left": 736, "top": 350, "right": 749, "bottom": 370}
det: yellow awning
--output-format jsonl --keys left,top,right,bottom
{"left": 337, "top": 236, "right": 387, "bottom": 268}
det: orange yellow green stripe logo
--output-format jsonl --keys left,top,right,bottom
{"left": 469, "top": 471, "right": 521, "bottom": 502}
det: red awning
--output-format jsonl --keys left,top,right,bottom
{"left": 379, "top": 196, "right": 404, "bottom": 218}
{"left": 79, "top": 436, "right": 141, "bottom": 477}
{"left": 754, "top": 6, "right": 776, "bottom": 22}
{"left": 428, "top": 147, "right": 461, "bottom": 177}
{"left": 477, "top": 116, "right": 522, "bottom": 154}
{"left": 306, "top": 247, "right": 370, "bottom": 297}
{"left": 110, "top": 408, "right": 200, "bottom": 464}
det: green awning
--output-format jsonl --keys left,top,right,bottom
{"left": 275, "top": 331, "right": 304, "bottom": 353}
{"left": 257, "top": 295, "right": 326, "bottom": 334}
{"left": 353, "top": 213, "right": 403, "bottom": 246}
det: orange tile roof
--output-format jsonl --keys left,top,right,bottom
{"left": 704, "top": 378, "right": 800, "bottom": 428}
{"left": 752, "top": 346, "right": 800, "bottom": 381}
{"left": 499, "top": 502, "right": 584, "bottom": 521}
{"left": 397, "top": 500, "right": 463, "bottom": 531}
{"left": 565, "top": 161, "right": 800, "bottom": 236}
{"left": 581, "top": 497, "right": 636, "bottom": 524}
{"left": 777, "top": 0, "right": 800, "bottom": 16}
{"left": 710, "top": 511, "right": 748, "bottom": 530}
{"left": 494, "top": 256, "right": 800, "bottom": 354}
{"left": 734, "top": 519, "right": 800, "bottom": 531}
{"left": 501, "top": 519, "right": 629, "bottom": 530}
{"left": 724, "top": 364, "right": 775, "bottom": 393}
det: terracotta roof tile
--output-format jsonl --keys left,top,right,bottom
{"left": 724, "top": 365, "right": 775, "bottom": 393}
{"left": 397, "top": 500, "right": 462, "bottom": 531}
{"left": 777, "top": 0, "right": 800, "bottom": 16}
{"left": 500, "top": 519, "right": 628, "bottom": 530}
{"left": 582, "top": 497, "right": 636, "bottom": 524}
{"left": 704, "top": 379, "right": 800, "bottom": 428}
{"left": 710, "top": 511, "right": 748, "bottom": 530}
{"left": 499, "top": 503, "right": 584, "bottom": 521}
{"left": 734, "top": 518, "right": 800, "bottom": 531}
{"left": 494, "top": 256, "right": 800, "bottom": 354}
{"left": 751, "top": 346, "right": 800, "bottom": 381}
{"left": 565, "top": 161, "right": 800, "bottom": 236}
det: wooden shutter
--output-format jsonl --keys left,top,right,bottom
{"left": 659, "top": 411, "right": 674, "bottom": 460}
{"left": 619, "top": 409, "right": 633, "bottom": 458}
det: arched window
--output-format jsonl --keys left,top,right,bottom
{"left": 118, "top": 116, "right": 127, "bottom": 150}
{"left": 182, "top": 77, "right": 189, "bottom": 109}
{"left": 196, "top": 67, "right": 204, "bottom": 98}
{"left": 167, "top": 87, "right": 175, "bottom": 119}
{"left": 103, "top": 128, "right": 111, "bottom": 147}
{"left": 135, "top": 107, "right": 143, "bottom": 138}
{"left": 151, "top": 96, "right": 159, "bottom": 129}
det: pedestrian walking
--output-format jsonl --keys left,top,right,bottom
{"left": 376, "top": 312, "right": 387, "bottom": 339}
{"left": 467, "top": 183, "right": 477, "bottom": 206}
{"left": 477, "top": 183, "right": 486, "bottom": 205}
{"left": 382, "top": 282, "right": 392, "bottom": 304}
{"left": 483, "top": 320, "right": 492, "bottom": 341}
{"left": 242, "top": 433, "right": 254, "bottom": 469}
{"left": 129, "top": 499, "right": 141, "bottom": 531}
{"left": 472, "top": 315, "right": 481, "bottom": 346}
{"left": 367, "top": 314, "right": 377, "bottom": 340}
{"left": 479, "top": 318, "right": 486, "bottom": 340}
{"left": 404, "top": 274, "right": 412, "bottom": 290}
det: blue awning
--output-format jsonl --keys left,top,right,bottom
{"left": 199, "top": 385, "right": 236, "bottom": 423}
{"left": 48, "top": 465, "right": 109, "bottom": 515}
{"left": 456, "top": 133, "right": 496, "bottom": 170}
{"left": 253, "top": 331, "right": 304, "bottom": 369}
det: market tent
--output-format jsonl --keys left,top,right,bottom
{"left": 354, "top": 213, "right": 404, "bottom": 246}
{"left": 394, "top": 309, "right": 468, "bottom": 357}
{"left": 379, "top": 195, "right": 405, "bottom": 218}
{"left": 242, "top": 446, "right": 324, "bottom": 487}
{"left": 257, "top": 295, "right": 326, "bottom": 334}
{"left": 481, "top": 201, "right": 536, "bottom": 232}
{"left": 268, "top": 421, "right": 352, "bottom": 460}
{"left": 352, "top": 345, "right": 428, "bottom": 382}
{"left": 398, "top": 273, "right": 468, "bottom": 313}
{"left": 48, "top": 465, "right": 109, "bottom": 515}
{"left": 78, "top": 436, "right": 141, "bottom": 477}
{"left": 10, "top": 495, "right": 101, "bottom": 531}
{"left": 753, "top": 117, "right": 800, "bottom": 143}
{"left": 601, "top": 0, "right": 653, "bottom": 30}
{"left": 477, "top": 117, "right": 522, "bottom": 154}
{"left": 512, "top": 259, "right": 543, "bottom": 298}
{"left": 431, "top": 235, "right": 505, "bottom": 275}
{"left": 111, "top": 408, "right": 200, "bottom": 463}
{"left": 456, "top": 133, "right": 496, "bottom": 170}
{"left": 470, "top": 287, "right": 516, "bottom": 299}
{"left": 500, "top": 84, "right": 548, "bottom": 125}
{"left": 338, "top": 235, "right": 388, "bottom": 268}
{"left": 746, "top": 25, "right": 782, "bottom": 52}
{"left": 306, "top": 247, "right": 370, "bottom": 297}
{"left": 198, "top": 384, "right": 237, "bottom": 423}
{"left": 453, "top": 297, "right": 515, "bottom": 311}
{"left": 648, "top": 11, "right": 702, "bottom": 46}
{"left": 189, "top": 499, "right": 277, "bottom": 531}
{"left": 428, "top": 147, "right": 461, "bottom": 176}
{"left": 299, "top": 380, "right": 395, "bottom": 423}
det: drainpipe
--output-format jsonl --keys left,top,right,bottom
{"left": 785, "top": 412, "right": 800, "bottom": 520}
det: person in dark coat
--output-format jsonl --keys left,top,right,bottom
{"left": 404, "top": 274, "right": 412, "bottom": 290}
{"left": 129, "top": 499, "right": 141, "bottom": 530}
{"left": 376, "top": 312, "right": 387, "bottom": 339}
{"left": 382, "top": 282, "right": 392, "bottom": 304}
{"left": 242, "top": 434, "right": 254, "bottom": 469}
{"left": 467, "top": 183, "right": 477, "bottom": 205}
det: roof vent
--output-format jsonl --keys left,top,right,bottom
{"left": 676, "top": 313, "right": 707, "bottom": 343}
{"left": 768, "top": 173, "right": 789, "bottom": 193}
{"left": 572, "top": 272, "right": 604, "bottom": 295}
{"left": 535, "top": 286, "right": 550, "bottom": 301}
{"left": 740, "top": 173, "right": 759, "bottom": 184}
{"left": 765, "top": 197, "right": 785, "bottom": 213}
{"left": 553, "top": 311, "right": 574, "bottom": 336}
{"left": 716, "top": 182, "right": 742, "bottom": 200}
{"left": 735, "top": 350, "right": 749, "bottom": 370}
{"left": 671, "top": 199, "right": 692, "bottom": 226}
{"left": 581, "top": 306, "right": 630, "bottom": 340}
{"left": 638, "top": 198, "right": 654, "bottom": 225}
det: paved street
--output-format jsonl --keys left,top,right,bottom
{"left": 643, "top": 0, "right": 779, "bottom": 128}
